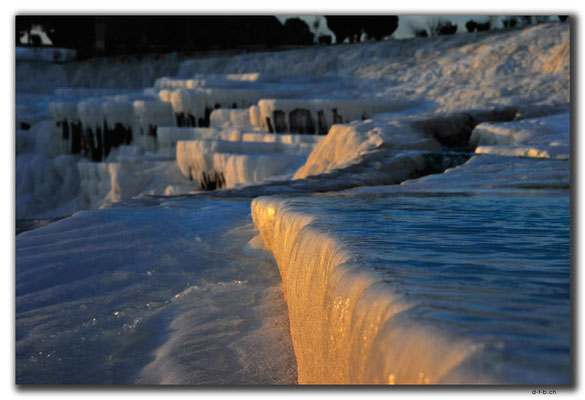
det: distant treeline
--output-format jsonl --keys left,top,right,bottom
{"left": 16, "top": 16, "right": 319, "bottom": 58}
{"left": 20, "top": 15, "right": 564, "bottom": 59}
{"left": 16, "top": 15, "right": 403, "bottom": 59}
{"left": 412, "top": 15, "right": 569, "bottom": 38}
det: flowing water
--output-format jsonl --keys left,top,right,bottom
{"left": 16, "top": 198, "right": 297, "bottom": 384}
{"left": 273, "top": 190, "right": 570, "bottom": 383}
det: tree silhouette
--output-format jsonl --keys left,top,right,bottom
{"left": 414, "top": 29, "right": 428, "bottom": 38}
{"left": 502, "top": 17, "right": 518, "bottom": 29}
{"left": 425, "top": 19, "right": 457, "bottom": 36}
{"left": 476, "top": 21, "right": 491, "bottom": 32}
{"left": 283, "top": 18, "right": 314, "bottom": 45}
{"left": 326, "top": 16, "right": 398, "bottom": 43}
{"left": 319, "top": 34, "right": 332, "bottom": 45}
{"left": 436, "top": 21, "right": 457, "bottom": 35}
{"left": 30, "top": 34, "right": 42, "bottom": 46}
{"left": 362, "top": 16, "right": 399, "bottom": 41}
{"left": 325, "top": 16, "right": 361, "bottom": 43}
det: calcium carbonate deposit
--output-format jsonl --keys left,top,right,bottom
{"left": 16, "top": 21, "right": 570, "bottom": 384}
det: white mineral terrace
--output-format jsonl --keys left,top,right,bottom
{"left": 16, "top": 21, "right": 570, "bottom": 385}
{"left": 251, "top": 196, "right": 475, "bottom": 384}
